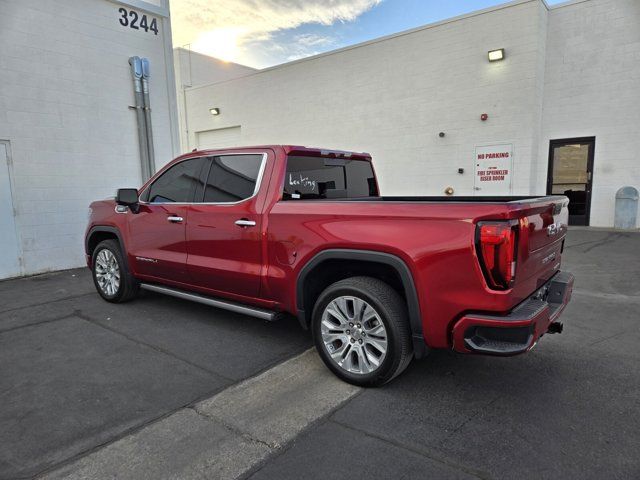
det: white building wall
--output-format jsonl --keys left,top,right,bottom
{"left": 540, "top": 0, "right": 640, "bottom": 227}
{"left": 182, "top": 0, "right": 640, "bottom": 228}
{"left": 174, "top": 48, "right": 256, "bottom": 152}
{"left": 0, "top": 0, "right": 179, "bottom": 278}
{"left": 185, "top": 0, "right": 547, "bottom": 198}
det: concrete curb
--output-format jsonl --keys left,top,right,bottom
{"left": 41, "top": 349, "right": 360, "bottom": 479}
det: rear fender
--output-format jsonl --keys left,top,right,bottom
{"left": 296, "top": 249, "right": 427, "bottom": 358}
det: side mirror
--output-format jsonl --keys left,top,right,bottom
{"left": 116, "top": 188, "right": 140, "bottom": 213}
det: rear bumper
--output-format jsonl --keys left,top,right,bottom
{"left": 452, "top": 271, "right": 574, "bottom": 355}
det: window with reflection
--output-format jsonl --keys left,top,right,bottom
{"left": 145, "top": 158, "right": 204, "bottom": 203}
{"left": 202, "top": 154, "right": 263, "bottom": 203}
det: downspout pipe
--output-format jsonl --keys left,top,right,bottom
{"left": 141, "top": 58, "right": 155, "bottom": 176}
{"left": 128, "top": 56, "right": 151, "bottom": 181}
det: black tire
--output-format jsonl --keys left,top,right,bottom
{"left": 91, "top": 239, "right": 139, "bottom": 303}
{"left": 312, "top": 276, "right": 413, "bottom": 387}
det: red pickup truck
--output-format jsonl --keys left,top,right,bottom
{"left": 85, "top": 145, "right": 574, "bottom": 386}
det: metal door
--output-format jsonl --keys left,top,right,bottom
{"left": 547, "top": 138, "right": 595, "bottom": 226}
{"left": 0, "top": 142, "right": 21, "bottom": 279}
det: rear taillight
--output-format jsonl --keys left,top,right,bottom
{"left": 476, "top": 222, "right": 518, "bottom": 290}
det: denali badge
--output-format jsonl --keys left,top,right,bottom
{"left": 542, "top": 252, "right": 557, "bottom": 265}
{"left": 547, "top": 222, "right": 563, "bottom": 237}
{"left": 136, "top": 256, "right": 158, "bottom": 263}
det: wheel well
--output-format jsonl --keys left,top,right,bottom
{"left": 300, "top": 259, "right": 406, "bottom": 327}
{"left": 87, "top": 231, "right": 118, "bottom": 257}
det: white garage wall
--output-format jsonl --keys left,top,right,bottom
{"left": 174, "top": 48, "right": 256, "bottom": 151}
{"left": 539, "top": 0, "right": 640, "bottom": 227}
{"left": 196, "top": 126, "right": 242, "bottom": 149}
{"left": 182, "top": 0, "right": 639, "bottom": 228}
{"left": 184, "top": 0, "right": 548, "bottom": 198}
{"left": 0, "top": 0, "right": 180, "bottom": 278}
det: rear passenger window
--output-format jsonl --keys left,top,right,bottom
{"left": 283, "top": 156, "right": 377, "bottom": 200}
{"left": 203, "top": 154, "right": 263, "bottom": 203}
{"left": 145, "top": 158, "right": 204, "bottom": 203}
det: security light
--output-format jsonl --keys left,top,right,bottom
{"left": 209, "top": 107, "right": 220, "bottom": 115}
{"left": 488, "top": 49, "right": 505, "bottom": 62}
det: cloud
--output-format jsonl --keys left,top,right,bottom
{"left": 170, "top": 0, "right": 382, "bottom": 66}
{"left": 294, "top": 33, "right": 334, "bottom": 47}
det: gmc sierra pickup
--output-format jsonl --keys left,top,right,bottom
{"left": 85, "top": 145, "right": 574, "bottom": 386}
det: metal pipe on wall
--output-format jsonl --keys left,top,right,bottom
{"left": 128, "top": 56, "right": 151, "bottom": 181}
{"left": 141, "top": 58, "right": 156, "bottom": 176}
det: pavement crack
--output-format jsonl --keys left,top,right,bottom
{"left": 0, "top": 313, "right": 76, "bottom": 334}
{"left": 450, "top": 395, "right": 501, "bottom": 435}
{"left": 565, "top": 232, "right": 623, "bottom": 253}
{"left": 190, "top": 405, "right": 281, "bottom": 450}
{"left": 32, "top": 384, "right": 228, "bottom": 479}
{"left": 72, "top": 309, "right": 235, "bottom": 382}
{"left": 0, "top": 292, "right": 95, "bottom": 315}
{"left": 588, "top": 331, "right": 627, "bottom": 346}
{"left": 331, "top": 419, "right": 492, "bottom": 480}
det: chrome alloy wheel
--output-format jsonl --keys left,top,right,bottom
{"left": 320, "top": 296, "right": 388, "bottom": 375}
{"left": 95, "top": 249, "right": 121, "bottom": 296}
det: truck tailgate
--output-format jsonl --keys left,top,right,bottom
{"left": 516, "top": 196, "right": 569, "bottom": 285}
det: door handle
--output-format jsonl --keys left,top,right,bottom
{"left": 167, "top": 216, "right": 183, "bottom": 223}
{"left": 235, "top": 219, "right": 256, "bottom": 227}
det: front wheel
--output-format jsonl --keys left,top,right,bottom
{"left": 92, "top": 239, "right": 139, "bottom": 303}
{"left": 312, "top": 276, "right": 413, "bottom": 387}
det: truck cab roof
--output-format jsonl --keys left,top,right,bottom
{"left": 183, "top": 145, "right": 372, "bottom": 161}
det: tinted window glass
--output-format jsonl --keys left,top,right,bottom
{"left": 284, "top": 156, "right": 377, "bottom": 200}
{"left": 146, "top": 158, "right": 204, "bottom": 203}
{"left": 203, "top": 154, "right": 263, "bottom": 203}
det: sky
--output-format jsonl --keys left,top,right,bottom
{"left": 169, "top": 0, "right": 564, "bottom": 69}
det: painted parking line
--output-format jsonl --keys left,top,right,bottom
{"left": 42, "top": 349, "right": 360, "bottom": 479}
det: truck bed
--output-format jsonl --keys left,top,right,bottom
{"left": 298, "top": 195, "right": 564, "bottom": 203}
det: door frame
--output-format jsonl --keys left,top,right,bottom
{"left": 547, "top": 136, "right": 595, "bottom": 226}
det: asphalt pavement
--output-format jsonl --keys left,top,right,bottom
{"left": 1, "top": 229, "right": 638, "bottom": 480}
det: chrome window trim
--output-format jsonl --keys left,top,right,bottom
{"left": 138, "top": 152, "right": 268, "bottom": 206}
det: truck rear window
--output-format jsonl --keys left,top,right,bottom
{"left": 283, "top": 156, "right": 378, "bottom": 200}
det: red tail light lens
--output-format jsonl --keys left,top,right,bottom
{"left": 477, "top": 222, "right": 517, "bottom": 290}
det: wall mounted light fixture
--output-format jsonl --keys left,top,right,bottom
{"left": 209, "top": 107, "right": 220, "bottom": 115}
{"left": 488, "top": 48, "right": 505, "bottom": 62}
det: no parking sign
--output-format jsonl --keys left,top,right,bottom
{"left": 474, "top": 144, "right": 513, "bottom": 195}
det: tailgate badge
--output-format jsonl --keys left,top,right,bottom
{"left": 547, "top": 222, "right": 563, "bottom": 236}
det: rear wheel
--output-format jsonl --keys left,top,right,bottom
{"left": 312, "top": 276, "right": 413, "bottom": 387}
{"left": 92, "top": 239, "right": 138, "bottom": 303}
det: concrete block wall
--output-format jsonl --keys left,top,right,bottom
{"left": 183, "top": 0, "right": 639, "bottom": 228}
{"left": 185, "top": 0, "right": 547, "bottom": 197}
{"left": 540, "top": 0, "right": 640, "bottom": 227}
{"left": 174, "top": 48, "right": 256, "bottom": 152}
{"left": 0, "top": 0, "right": 179, "bottom": 277}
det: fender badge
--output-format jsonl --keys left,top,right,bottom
{"left": 136, "top": 256, "right": 158, "bottom": 263}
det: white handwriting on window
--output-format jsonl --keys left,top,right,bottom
{"left": 288, "top": 173, "right": 316, "bottom": 190}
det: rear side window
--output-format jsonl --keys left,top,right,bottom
{"left": 145, "top": 157, "right": 204, "bottom": 203}
{"left": 283, "top": 156, "right": 377, "bottom": 200}
{"left": 202, "top": 154, "right": 263, "bottom": 203}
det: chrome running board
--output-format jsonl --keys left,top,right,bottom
{"left": 140, "top": 283, "right": 276, "bottom": 321}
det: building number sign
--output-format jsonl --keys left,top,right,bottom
{"left": 118, "top": 8, "right": 159, "bottom": 35}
